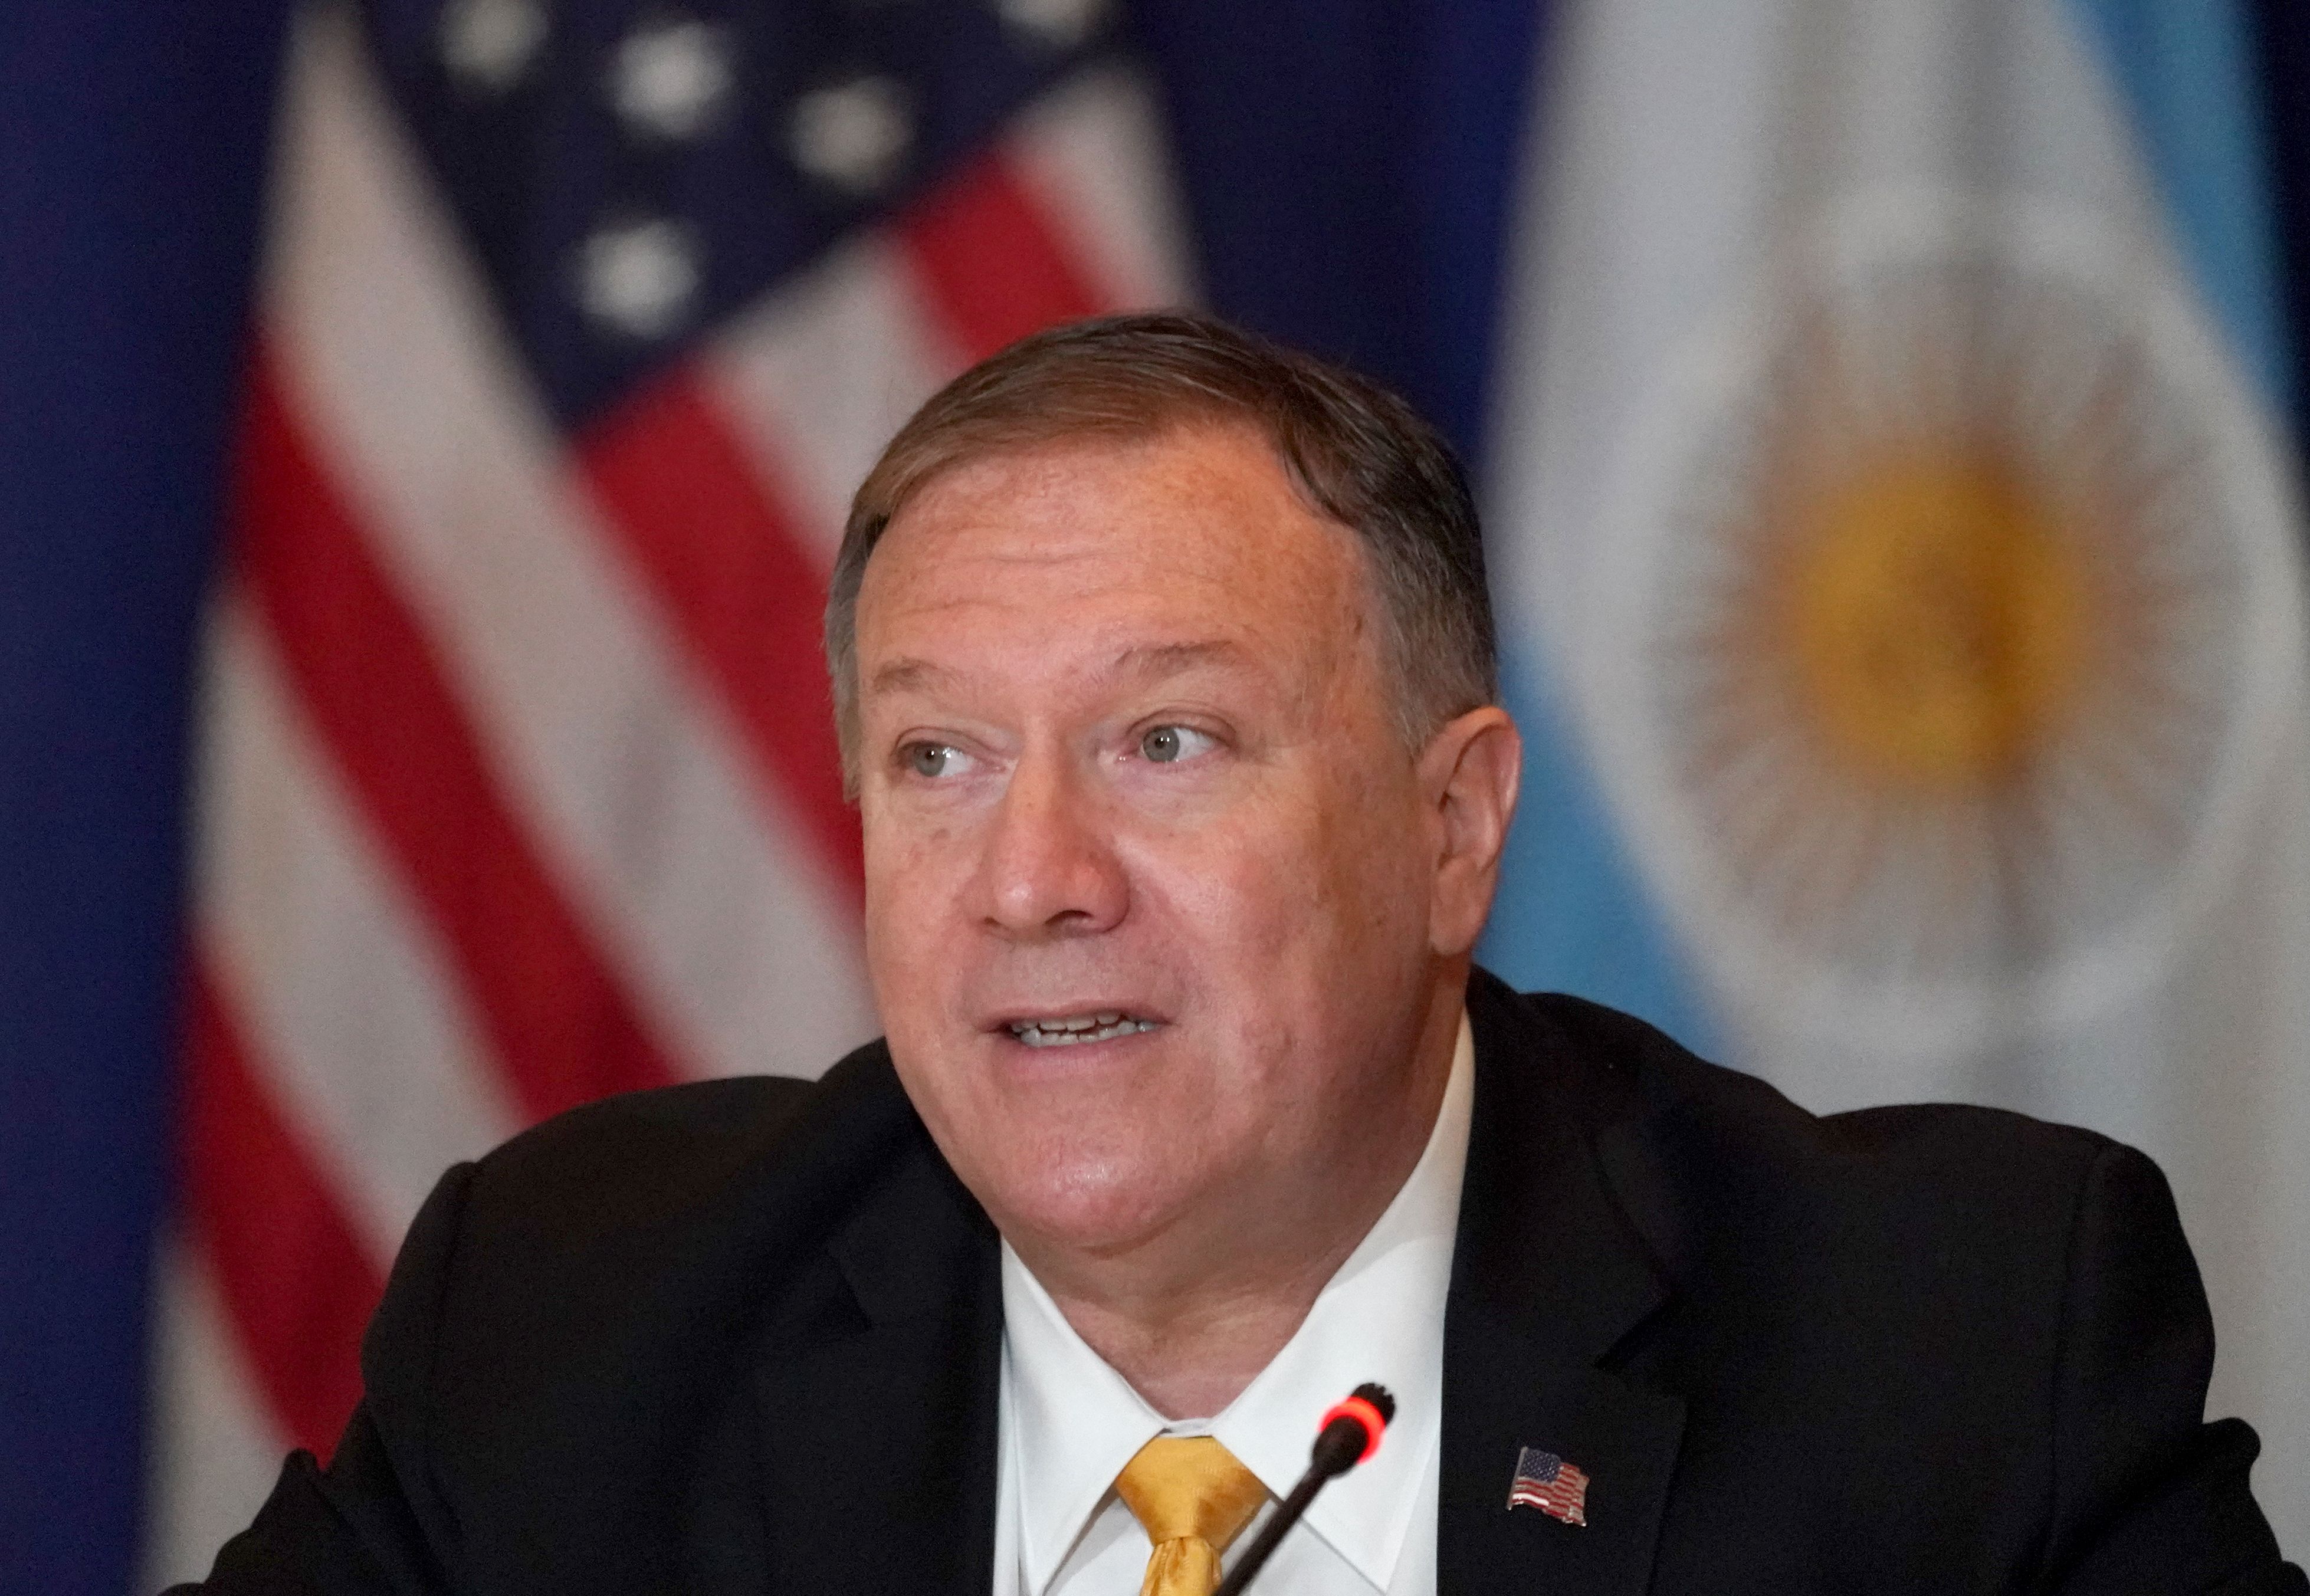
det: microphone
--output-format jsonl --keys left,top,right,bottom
{"left": 1211, "top": 1383, "right": 1395, "bottom": 1596}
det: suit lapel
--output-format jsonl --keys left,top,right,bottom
{"left": 747, "top": 1123, "right": 1004, "bottom": 1596}
{"left": 1439, "top": 975, "right": 1686, "bottom": 1596}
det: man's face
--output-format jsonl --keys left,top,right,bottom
{"left": 852, "top": 423, "right": 1464, "bottom": 1267}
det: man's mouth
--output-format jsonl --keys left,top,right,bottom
{"left": 1006, "top": 1012, "right": 1161, "bottom": 1048}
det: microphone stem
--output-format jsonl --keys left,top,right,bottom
{"left": 1211, "top": 1463, "right": 1330, "bottom": 1596}
{"left": 1212, "top": 1389, "right": 1390, "bottom": 1596}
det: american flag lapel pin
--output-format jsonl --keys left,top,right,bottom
{"left": 1507, "top": 1445, "right": 1590, "bottom": 1526}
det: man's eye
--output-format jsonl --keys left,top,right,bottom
{"left": 902, "top": 743, "right": 968, "bottom": 778}
{"left": 1138, "top": 725, "right": 1215, "bottom": 764}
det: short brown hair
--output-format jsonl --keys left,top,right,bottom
{"left": 825, "top": 311, "right": 1497, "bottom": 783}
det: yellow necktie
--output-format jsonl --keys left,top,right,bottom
{"left": 1113, "top": 1436, "right": 1271, "bottom": 1596}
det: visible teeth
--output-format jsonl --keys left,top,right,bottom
{"left": 1008, "top": 1015, "right": 1159, "bottom": 1047}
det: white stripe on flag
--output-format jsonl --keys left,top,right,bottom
{"left": 193, "top": 594, "right": 519, "bottom": 1255}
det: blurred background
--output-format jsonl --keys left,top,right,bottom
{"left": 4, "top": 0, "right": 2307, "bottom": 1587}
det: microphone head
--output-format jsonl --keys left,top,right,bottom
{"left": 1315, "top": 1384, "right": 1395, "bottom": 1472}
{"left": 1350, "top": 1382, "right": 1396, "bottom": 1425}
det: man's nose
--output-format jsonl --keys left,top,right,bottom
{"left": 975, "top": 752, "right": 1128, "bottom": 939}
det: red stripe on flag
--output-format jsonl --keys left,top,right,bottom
{"left": 232, "top": 343, "right": 680, "bottom": 1118}
{"left": 578, "top": 373, "right": 863, "bottom": 897}
{"left": 181, "top": 957, "right": 384, "bottom": 1461}
{"left": 896, "top": 150, "right": 1110, "bottom": 361}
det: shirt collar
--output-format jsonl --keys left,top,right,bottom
{"left": 1002, "top": 1244, "right": 1168, "bottom": 1592}
{"left": 1002, "top": 1012, "right": 1475, "bottom": 1592}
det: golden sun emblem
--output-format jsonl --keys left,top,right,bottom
{"left": 1609, "top": 206, "right": 2288, "bottom": 1016}
{"left": 1779, "top": 455, "right": 2089, "bottom": 789}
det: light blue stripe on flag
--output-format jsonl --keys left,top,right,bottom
{"left": 2068, "top": 0, "right": 2293, "bottom": 411}
{"left": 1478, "top": 649, "right": 1719, "bottom": 1055}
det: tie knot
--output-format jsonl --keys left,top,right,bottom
{"left": 1115, "top": 1435, "right": 1269, "bottom": 1555}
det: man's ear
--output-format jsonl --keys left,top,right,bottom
{"left": 1417, "top": 706, "right": 1522, "bottom": 958}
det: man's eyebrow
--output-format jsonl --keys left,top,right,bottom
{"left": 868, "top": 656, "right": 962, "bottom": 698}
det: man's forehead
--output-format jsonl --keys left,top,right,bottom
{"left": 898, "top": 415, "right": 1275, "bottom": 507}
{"left": 881, "top": 433, "right": 1376, "bottom": 599}
{"left": 880, "top": 423, "right": 1340, "bottom": 556}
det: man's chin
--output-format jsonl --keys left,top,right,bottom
{"left": 971, "top": 1150, "right": 1210, "bottom": 1265}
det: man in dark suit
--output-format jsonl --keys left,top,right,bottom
{"left": 181, "top": 313, "right": 2302, "bottom": 1594}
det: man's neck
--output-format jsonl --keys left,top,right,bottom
{"left": 1012, "top": 989, "right": 1466, "bottom": 1420}
{"left": 1043, "top": 1224, "right": 1366, "bottom": 1420}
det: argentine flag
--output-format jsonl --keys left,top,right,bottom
{"left": 1483, "top": 0, "right": 2309, "bottom": 1547}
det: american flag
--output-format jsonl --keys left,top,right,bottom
{"left": 146, "top": 0, "right": 1190, "bottom": 1577}
{"left": 1507, "top": 1446, "right": 1590, "bottom": 1527}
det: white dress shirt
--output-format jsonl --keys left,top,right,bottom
{"left": 991, "top": 1014, "right": 1475, "bottom": 1596}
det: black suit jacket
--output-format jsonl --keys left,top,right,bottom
{"left": 185, "top": 972, "right": 2302, "bottom": 1594}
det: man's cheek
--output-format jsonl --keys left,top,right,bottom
{"left": 867, "top": 849, "right": 969, "bottom": 964}
{"left": 1152, "top": 822, "right": 1297, "bottom": 924}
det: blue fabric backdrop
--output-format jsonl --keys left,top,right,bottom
{"left": 1, "top": 6, "right": 291, "bottom": 1590}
